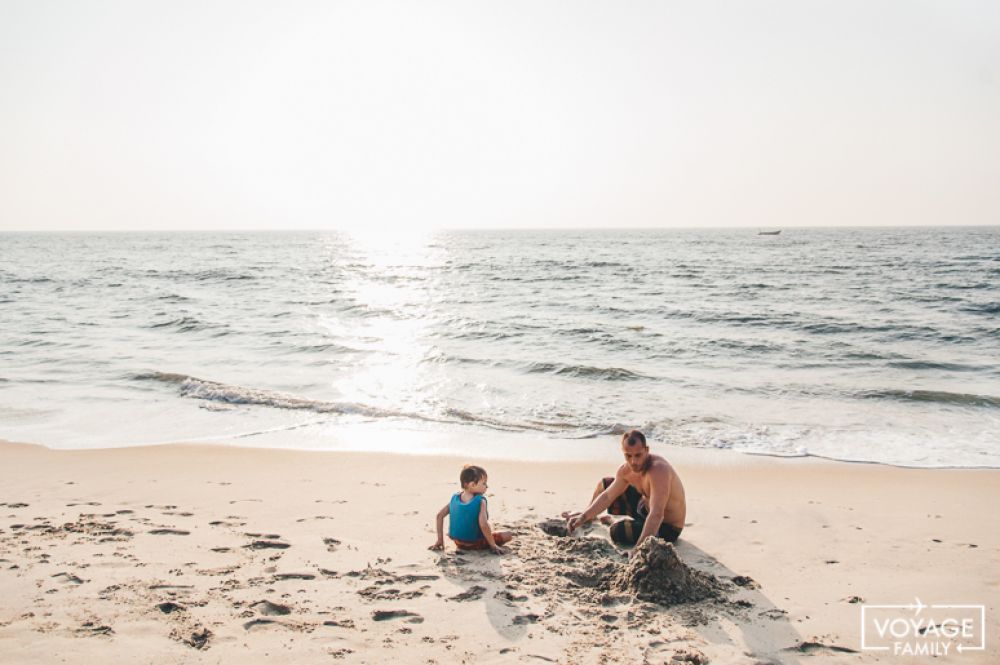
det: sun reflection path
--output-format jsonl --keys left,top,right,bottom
{"left": 322, "top": 229, "right": 448, "bottom": 416}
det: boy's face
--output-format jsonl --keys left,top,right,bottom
{"left": 466, "top": 476, "right": 488, "bottom": 495}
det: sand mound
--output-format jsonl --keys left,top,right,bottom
{"left": 611, "top": 538, "right": 722, "bottom": 605}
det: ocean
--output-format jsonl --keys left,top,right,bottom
{"left": 1, "top": 227, "right": 998, "bottom": 468}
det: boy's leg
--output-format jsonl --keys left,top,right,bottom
{"left": 453, "top": 533, "right": 512, "bottom": 550}
{"left": 452, "top": 537, "right": 489, "bottom": 550}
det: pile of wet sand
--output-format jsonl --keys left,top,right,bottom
{"left": 522, "top": 520, "right": 726, "bottom": 608}
{"left": 611, "top": 538, "right": 723, "bottom": 604}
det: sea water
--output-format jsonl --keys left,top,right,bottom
{"left": 1, "top": 227, "right": 998, "bottom": 467}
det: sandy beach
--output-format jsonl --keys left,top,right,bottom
{"left": 0, "top": 437, "right": 997, "bottom": 664}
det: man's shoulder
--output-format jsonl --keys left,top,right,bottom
{"left": 647, "top": 455, "right": 675, "bottom": 476}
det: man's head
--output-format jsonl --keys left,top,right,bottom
{"left": 620, "top": 429, "right": 649, "bottom": 473}
{"left": 460, "top": 464, "right": 488, "bottom": 495}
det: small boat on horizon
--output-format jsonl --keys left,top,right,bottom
{"left": 758, "top": 230, "right": 781, "bottom": 236}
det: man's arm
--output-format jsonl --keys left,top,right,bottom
{"left": 478, "top": 499, "right": 505, "bottom": 554}
{"left": 568, "top": 467, "right": 629, "bottom": 532}
{"left": 634, "top": 466, "right": 672, "bottom": 547}
{"left": 428, "top": 503, "right": 449, "bottom": 550}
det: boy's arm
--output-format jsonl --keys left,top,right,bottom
{"left": 428, "top": 503, "right": 449, "bottom": 550}
{"left": 478, "top": 499, "right": 505, "bottom": 554}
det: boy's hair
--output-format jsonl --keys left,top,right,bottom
{"left": 460, "top": 464, "right": 487, "bottom": 487}
{"left": 622, "top": 429, "right": 647, "bottom": 448}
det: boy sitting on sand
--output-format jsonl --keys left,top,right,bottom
{"left": 429, "top": 464, "right": 513, "bottom": 554}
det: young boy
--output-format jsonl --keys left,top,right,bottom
{"left": 428, "top": 465, "right": 513, "bottom": 554}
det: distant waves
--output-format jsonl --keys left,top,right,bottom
{"left": 1, "top": 228, "right": 998, "bottom": 467}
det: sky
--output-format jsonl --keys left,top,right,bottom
{"left": 0, "top": 1, "right": 998, "bottom": 232}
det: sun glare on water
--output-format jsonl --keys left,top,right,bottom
{"left": 320, "top": 229, "right": 447, "bottom": 413}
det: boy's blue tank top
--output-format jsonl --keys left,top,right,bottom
{"left": 448, "top": 492, "right": 484, "bottom": 541}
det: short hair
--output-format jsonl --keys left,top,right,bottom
{"left": 622, "top": 429, "right": 647, "bottom": 448}
{"left": 460, "top": 464, "right": 487, "bottom": 487}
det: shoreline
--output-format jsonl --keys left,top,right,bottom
{"left": 8, "top": 420, "right": 1000, "bottom": 471}
{"left": 1, "top": 437, "right": 998, "bottom": 663}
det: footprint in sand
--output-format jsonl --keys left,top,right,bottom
{"left": 243, "top": 618, "right": 296, "bottom": 631}
{"left": 52, "top": 572, "right": 85, "bottom": 584}
{"left": 251, "top": 600, "right": 292, "bottom": 616}
{"left": 447, "top": 585, "right": 486, "bottom": 602}
{"left": 372, "top": 610, "right": 423, "bottom": 623}
{"left": 512, "top": 613, "right": 540, "bottom": 625}
{"left": 273, "top": 573, "right": 315, "bottom": 581}
{"left": 76, "top": 621, "right": 113, "bottom": 636}
{"left": 156, "top": 602, "right": 186, "bottom": 614}
{"left": 359, "top": 586, "right": 426, "bottom": 601}
{"left": 245, "top": 540, "right": 290, "bottom": 550}
{"left": 495, "top": 590, "right": 528, "bottom": 603}
{"left": 323, "top": 618, "right": 356, "bottom": 628}
{"left": 149, "top": 529, "right": 190, "bottom": 536}
{"left": 173, "top": 627, "right": 211, "bottom": 649}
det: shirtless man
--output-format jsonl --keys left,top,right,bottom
{"left": 566, "top": 429, "right": 686, "bottom": 547}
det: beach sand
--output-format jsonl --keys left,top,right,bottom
{"left": 0, "top": 437, "right": 997, "bottom": 664}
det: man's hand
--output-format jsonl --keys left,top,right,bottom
{"left": 491, "top": 545, "right": 507, "bottom": 555}
{"left": 428, "top": 540, "right": 444, "bottom": 551}
{"left": 566, "top": 512, "right": 588, "bottom": 533}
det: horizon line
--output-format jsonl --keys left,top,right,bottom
{"left": 2, "top": 223, "right": 998, "bottom": 234}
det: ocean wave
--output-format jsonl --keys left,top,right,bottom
{"left": 857, "top": 389, "right": 1000, "bottom": 409}
{"left": 131, "top": 371, "right": 650, "bottom": 435}
{"left": 800, "top": 322, "right": 893, "bottom": 335}
{"left": 156, "top": 294, "right": 193, "bottom": 303}
{"left": 886, "top": 360, "right": 980, "bottom": 372}
{"left": 4, "top": 276, "right": 55, "bottom": 284}
{"left": 135, "top": 371, "right": 424, "bottom": 417}
{"left": 961, "top": 302, "right": 1000, "bottom": 315}
{"left": 702, "top": 339, "right": 780, "bottom": 353}
{"left": 420, "top": 349, "right": 492, "bottom": 366}
{"left": 522, "top": 362, "right": 648, "bottom": 381}
{"left": 146, "top": 316, "right": 227, "bottom": 334}
{"left": 133, "top": 371, "right": 558, "bottom": 433}
{"left": 940, "top": 282, "right": 992, "bottom": 290}
{"left": 287, "top": 342, "right": 369, "bottom": 355}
